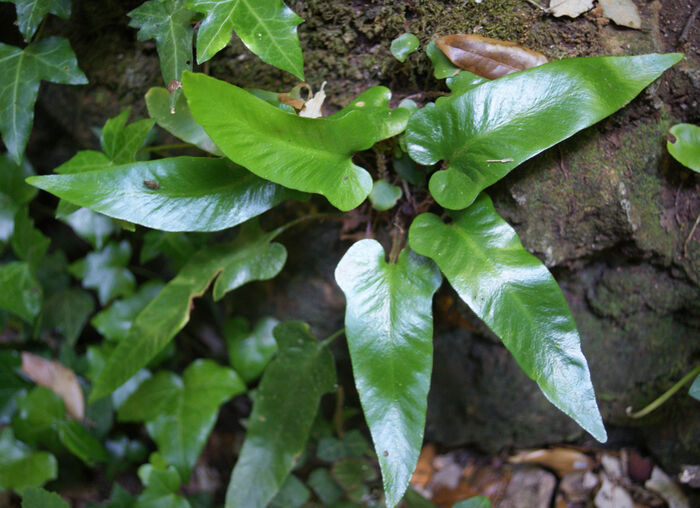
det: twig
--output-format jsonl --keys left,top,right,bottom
{"left": 684, "top": 212, "right": 700, "bottom": 258}
{"left": 680, "top": 2, "right": 700, "bottom": 42}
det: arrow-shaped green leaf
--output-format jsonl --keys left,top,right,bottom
{"left": 90, "top": 223, "right": 287, "bottom": 402}
{"left": 119, "top": 360, "right": 245, "bottom": 480}
{"left": 69, "top": 241, "right": 135, "bottom": 306}
{"left": 0, "top": 262, "right": 42, "bottom": 321}
{"left": 334, "top": 240, "right": 442, "bottom": 508}
{"left": 185, "top": 0, "right": 304, "bottom": 79}
{"left": 225, "top": 322, "right": 336, "bottom": 508}
{"left": 8, "top": 0, "right": 71, "bottom": 41}
{"left": 27, "top": 157, "right": 299, "bottom": 232}
{"left": 408, "top": 193, "right": 607, "bottom": 442}
{"left": 182, "top": 72, "right": 409, "bottom": 211}
{"left": 0, "top": 37, "right": 87, "bottom": 164}
{"left": 406, "top": 53, "right": 683, "bottom": 210}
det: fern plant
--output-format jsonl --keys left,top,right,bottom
{"left": 0, "top": 0, "right": 684, "bottom": 506}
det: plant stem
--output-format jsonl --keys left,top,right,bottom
{"left": 626, "top": 364, "right": 700, "bottom": 418}
{"left": 32, "top": 16, "right": 48, "bottom": 43}
{"left": 269, "top": 213, "right": 344, "bottom": 240}
{"left": 321, "top": 328, "right": 345, "bottom": 347}
{"left": 137, "top": 143, "right": 196, "bottom": 153}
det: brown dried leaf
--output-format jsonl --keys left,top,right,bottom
{"left": 21, "top": 352, "right": 84, "bottom": 420}
{"left": 508, "top": 448, "right": 594, "bottom": 477}
{"left": 436, "top": 34, "right": 547, "bottom": 79}
{"left": 278, "top": 93, "right": 305, "bottom": 111}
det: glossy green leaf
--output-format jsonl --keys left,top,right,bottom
{"left": 145, "top": 87, "right": 220, "bottom": 154}
{"left": 92, "top": 281, "right": 164, "bottom": 342}
{"left": 69, "top": 241, "right": 135, "bottom": 305}
{"left": 21, "top": 486, "right": 69, "bottom": 508}
{"left": 55, "top": 150, "right": 110, "bottom": 175}
{"left": 0, "top": 261, "right": 42, "bottom": 321}
{"left": 426, "top": 40, "right": 459, "bottom": 79}
{"left": 445, "top": 70, "right": 488, "bottom": 94}
{"left": 61, "top": 208, "right": 116, "bottom": 249}
{"left": 406, "top": 53, "right": 683, "bottom": 210}
{"left": 0, "top": 37, "right": 87, "bottom": 164}
{"left": 11, "top": 207, "right": 49, "bottom": 267}
{"left": 225, "top": 316, "right": 279, "bottom": 383}
{"left": 453, "top": 497, "right": 492, "bottom": 508}
{"left": 369, "top": 180, "right": 402, "bottom": 211}
{"left": 334, "top": 240, "right": 442, "bottom": 508}
{"left": 136, "top": 465, "right": 190, "bottom": 508}
{"left": 269, "top": 475, "right": 311, "bottom": 508}
{"left": 667, "top": 123, "right": 700, "bottom": 172}
{"left": 0, "top": 155, "right": 36, "bottom": 242}
{"left": 225, "top": 322, "right": 336, "bottom": 508}
{"left": 185, "top": 0, "right": 304, "bottom": 79}
{"left": 119, "top": 360, "right": 245, "bottom": 480}
{"left": 90, "top": 223, "right": 287, "bottom": 402}
{"left": 391, "top": 33, "right": 419, "bottom": 63}
{"left": 8, "top": 0, "right": 71, "bottom": 41}
{"left": 100, "top": 110, "right": 155, "bottom": 164}
{"left": 328, "top": 86, "right": 410, "bottom": 141}
{"left": 128, "top": 0, "right": 195, "bottom": 105}
{"left": 28, "top": 157, "right": 298, "bottom": 232}
{"left": 690, "top": 374, "right": 700, "bottom": 401}
{"left": 36, "top": 288, "right": 94, "bottom": 345}
{"left": 408, "top": 193, "right": 607, "bottom": 442}
{"left": 12, "top": 387, "right": 64, "bottom": 450}
{"left": 55, "top": 419, "right": 108, "bottom": 466}
{"left": 183, "top": 72, "right": 409, "bottom": 211}
{"left": 0, "top": 428, "right": 57, "bottom": 492}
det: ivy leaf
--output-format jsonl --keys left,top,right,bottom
{"left": 136, "top": 465, "right": 190, "bottom": 508}
{"left": 0, "top": 351, "right": 30, "bottom": 423}
{"left": 334, "top": 240, "right": 442, "bottom": 508}
{"left": 21, "top": 486, "right": 69, "bottom": 508}
{"left": 183, "top": 72, "right": 409, "bottom": 211}
{"left": 406, "top": 53, "right": 683, "bottom": 210}
{"left": 60, "top": 208, "right": 116, "bottom": 249}
{"left": 69, "top": 241, "right": 135, "bottom": 305}
{"left": 36, "top": 288, "right": 94, "bottom": 345}
{"left": 185, "top": 0, "right": 304, "bottom": 79}
{"left": 426, "top": 40, "right": 459, "bottom": 79}
{"left": 0, "top": 155, "right": 36, "bottom": 242}
{"left": 90, "top": 223, "right": 287, "bottom": 402}
{"left": 408, "top": 193, "right": 607, "bottom": 442}
{"left": 0, "top": 262, "right": 42, "bottom": 321}
{"left": 28, "top": 157, "right": 299, "bottom": 232}
{"left": 100, "top": 109, "right": 155, "bottom": 164}
{"left": 12, "top": 387, "right": 64, "bottom": 450}
{"left": 225, "top": 316, "right": 279, "bottom": 384}
{"left": 390, "top": 33, "right": 419, "bottom": 63}
{"left": 0, "top": 37, "right": 87, "bottom": 164}
{"left": 8, "top": 0, "right": 72, "bottom": 41}
{"left": 128, "top": 0, "right": 195, "bottom": 106}
{"left": 55, "top": 419, "right": 108, "bottom": 466}
{"left": 268, "top": 475, "right": 310, "bottom": 508}
{"left": 0, "top": 428, "right": 57, "bottom": 493}
{"left": 667, "top": 123, "right": 700, "bottom": 172}
{"left": 225, "top": 322, "right": 336, "bottom": 508}
{"left": 92, "top": 281, "right": 164, "bottom": 342}
{"left": 11, "top": 207, "right": 50, "bottom": 268}
{"left": 145, "top": 87, "right": 220, "bottom": 154}
{"left": 119, "top": 360, "right": 245, "bottom": 480}
{"left": 139, "top": 231, "right": 197, "bottom": 267}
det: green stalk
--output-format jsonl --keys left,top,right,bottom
{"left": 627, "top": 365, "right": 700, "bottom": 419}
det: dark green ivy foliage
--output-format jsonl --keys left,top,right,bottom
{"left": 0, "top": 0, "right": 683, "bottom": 506}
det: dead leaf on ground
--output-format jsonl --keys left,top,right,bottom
{"left": 21, "top": 351, "right": 85, "bottom": 420}
{"left": 411, "top": 443, "right": 436, "bottom": 488}
{"left": 550, "top": 0, "right": 594, "bottom": 18}
{"left": 598, "top": 0, "right": 641, "bottom": 29}
{"left": 645, "top": 467, "right": 690, "bottom": 508}
{"left": 508, "top": 448, "right": 594, "bottom": 477}
{"left": 435, "top": 34, "right": 547, "bottom": 80}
